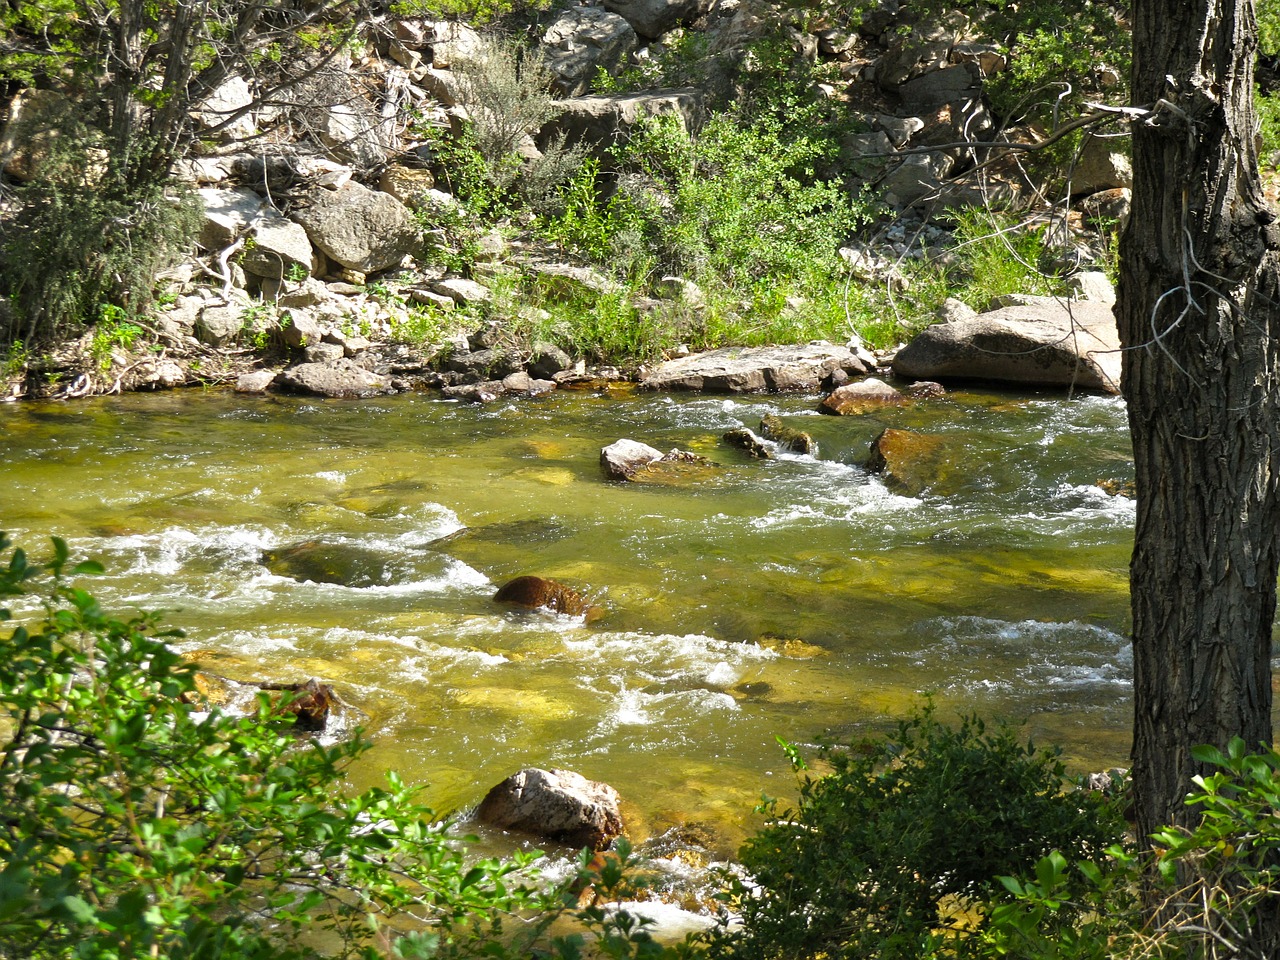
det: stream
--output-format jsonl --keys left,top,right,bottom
{"left": 2, "top": 383, "right": 1137, "bottom": 901}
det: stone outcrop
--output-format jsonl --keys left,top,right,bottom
{"left": 261, "top": 539, "right": 394, "bottom": 587}
{"left": 892, "top": 299, "right": 1122, "bottom": 393}
{"left": 541, "top": 6, "right": 639, "bottom": 96}
{"left": 476, "top": 768, "right": 624, "bottom": 850}
{"left": 641, "top": 344, "right": 870, "bottom": 393}
{"left": 290, "top": 182, "right": 420, "bottom": 274}
{"left": 539, "top": 89, "right": 705, "bottom": 160}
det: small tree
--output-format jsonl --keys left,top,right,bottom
{"left": 0, "top": 532, "right": 548, "bottom": 958}
{"left": 0, "top": 0, "right": 368, "bottom": 344}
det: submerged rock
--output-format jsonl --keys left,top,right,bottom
{"left": 261, "top": 539, "right": 393, "bottom": 587}
{"left": 476, "top": 767, "right": 624, "bottom": 850}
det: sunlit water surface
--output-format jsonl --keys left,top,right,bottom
{"left": 2, "top": 385, "right": 1138, "bottom": 891}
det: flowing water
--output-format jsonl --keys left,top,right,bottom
{"left": 1, "top": 384, "right": 1136, "bottom": 887}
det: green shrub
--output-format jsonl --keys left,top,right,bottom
{"left": 713, "top": 705, "right": 1126, "bottom": 960}
{"left": 1, "top": 150, "right": 200, "bottom": 347}
{"left": 0, "top": 533, "right": 716, "bottom": 960}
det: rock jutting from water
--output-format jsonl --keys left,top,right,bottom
{"left": 476, "top": 767, "right": 624, "bottom": 850}
{"left": 494, "top": 575, "right": 604, "bottom": 622}
{"left": 759, "top": 415, "right": 817, "bottom": 455}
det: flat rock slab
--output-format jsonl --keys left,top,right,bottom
{"left": 892, "top": 300, "right": 1121, "bottom": 393}
{"left": 641, "top": 344, "right": 870, "bottom": 393}
{"left": 276, "top": 358, "right": 394, "bottom": 398}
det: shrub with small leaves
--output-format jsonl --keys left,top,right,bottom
{"left": 713, "top": 705, "right": 1126, "bottom": 960}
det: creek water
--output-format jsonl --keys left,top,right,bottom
{"left": 1, "top": 384, "right": 1136, "bottom": 890}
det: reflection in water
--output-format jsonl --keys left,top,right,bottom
{"left": 2, "top": 387, "right": 1136, "bottom": 864}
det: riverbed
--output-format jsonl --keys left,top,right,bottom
{"left": 1, "top": 384, "right": 1135, "bottom": 861}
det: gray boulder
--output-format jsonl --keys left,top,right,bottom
{"left": 892, "top": 300, "right": 1121, "bottom": 393}
{"left": 198, "top": 187, "right": 263, "bottom": 250}
{"left": 476, "top": 768, "right": 623, "bottom": 850}
{"left": 241, "top": 209, "right": 314, "bottom": 280}
{"left": 601, "top": 438, "right": 665, "bottom": 480}
{"left": 603, "top": 0, "right": 709, "bottom": 38}
{"left": 542, "top": 6, "right": 639, "bottom": 96}
{"left": 641, "top": 344, "right": 869, "bottom": 393}
{"left": 539, "top": 89, "right": 704, "bottom": 160}
{"left": 276, "top": 358, "right": 395, "bottom": 398}
{"left": 291, "top": 182, "right": 420, "bottom": 274}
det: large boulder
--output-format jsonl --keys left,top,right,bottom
{"left": 603, "top": 0, "right": 710, "bottom": 37}
{"left": 276, "top": 358, "right": 395, "bottom": 398}
{"left": 541, "top": 6, "right": 639, "bottom": 96}
{"left": 892, "top": 299, "right": 1121, "bottom": 393}
{"left": 476, "top": 768, "right": 624, "bottom": 850}
{"left": 641, "top": 344, "right": 869, "bottom": 393}
{"left": 539, "top": 89, "right": 705, "bottom": 161}
{"left": 290, "top": 182, "right": 420, "bottom": 274}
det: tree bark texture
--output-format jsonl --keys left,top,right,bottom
{"left": 1119, "top": 0, "right": 1280, "bottom": 856}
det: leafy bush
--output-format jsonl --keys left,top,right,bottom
{"left": 1, "top": 147, "right": 200, "bottom": 346}
{"left": 713, "top": 706, "right": 1126, "bottom": 960}
{"left": 0, "top": 532, "right": 724, "bottom": 959}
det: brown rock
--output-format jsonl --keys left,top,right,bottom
{"left": 495, "top": 575, "right": 598, "bottom": 619}
{"left": 821, "top": 377, "right": 905, "bottom": 415}
{"left": 476, "top": 768, "right": 623, "bottom": 850}
{"left": 723, "top": 428, "right": 772, "bottom": 459}
{"left": 759, "top": 415, "right": 817, "bottom": 455}
{"left": 867, "top": 428, "right": 947, "bottom": 496}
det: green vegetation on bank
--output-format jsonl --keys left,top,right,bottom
{"left": 8, "top": 533, "right": 1280, "bottom": 959}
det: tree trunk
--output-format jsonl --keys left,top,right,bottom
{"left": 1118, "top": 0, "right": 1280, "bottom": 939}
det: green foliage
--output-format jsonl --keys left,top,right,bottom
{"left": 714, "top": 705, "right": 1126, "bottom": 960}
{"left": 389, "top": 0, "right": 550, "bottom": 26}
{"left": 0, "top": 533, "right": 715, "bottom": 960}
{"left": 1, "top": 149, "right": 201, "bottom": 346}
{"left": 89, "top": 304, "right": 146, "bottom": 370}
{"left": 1147, "top": 738, "right": 1280, "bottom": 956}
{"left": 1260, "top": 0, "right": 1280, "bottom": 57}
{"left": 944, "top": 207, "right": 1065, "bottom": 307}
{"left": 549, "top": 113, "right": 864, "bottom": 294}
{"left": 592, "top": 30, "right": 713, "bottom": 94}
{"left": 978, "top": 740, "right": 1280, "bottom": 960}
{"left": 0, "top": 533, "right": 553, "bottom": 959}
{"left": 1257, "top": 87, "right": 1280, "bottom": 168}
